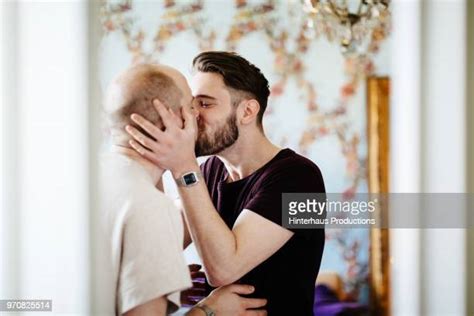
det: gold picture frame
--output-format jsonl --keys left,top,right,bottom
{"left": 366, "top": 76, "right": 390, "bottom": 316}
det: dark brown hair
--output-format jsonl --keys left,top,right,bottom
{"left": 192, "top": 51, "right": 270, "bottom": 128}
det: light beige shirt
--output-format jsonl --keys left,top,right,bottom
{"left": 98, "top": 152, "right": 191, "bottom": 315}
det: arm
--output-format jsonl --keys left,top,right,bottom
{"left": 125, "top": 101, "right": 292, "bottom": 286}
{"left": 186, "top": 284, "right": 267, "bottom": 316}
{"left": 186, "top": 309, "right": 205, "bottom": 316}
{"left": 123, "top": 285, "right": 268, "bottom": 316}
{"left": 174, "top": 162, "right": 293, "bottom": 286}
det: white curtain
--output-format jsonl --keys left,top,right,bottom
{"left": 390, "top": 0, "right": 468, "bottom": 315}
{"left": 1, "top": 1, "right": 92, "bottom": 314}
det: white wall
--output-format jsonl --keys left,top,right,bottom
{"left": 420, "top": 2, "right": 466, "bottom": 315}
{"left": 466, "top": 2, "right": 474, "bottom": 315}
{"left": 0, "top": 0, "right": 20, "bottom": 301}
{"left": 390, "top": 0, "right": 468, "bottom": 315}
{"left": 0, "top": 1, "right": 91, "bottom": 314}
{"left": 390, "top": 1, "right": 422, "bottom": 313}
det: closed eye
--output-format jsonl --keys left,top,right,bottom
{"left": 198, "top": 100, "right": 213, "bottom": 108}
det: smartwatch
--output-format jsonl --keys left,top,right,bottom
{"left": 175, "top": 171, "right": 202, "bottom": 187}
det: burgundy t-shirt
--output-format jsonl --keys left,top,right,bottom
{"left": 201, "top": 148, "right": 325, "bottom": 316}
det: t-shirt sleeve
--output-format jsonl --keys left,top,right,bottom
{"left": 244, "top": 160, "right": 325, "bottom": 232}
{"left": 118, "top": 198, "right": 192, "bottom": 314}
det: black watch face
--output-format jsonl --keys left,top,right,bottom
{"left": 183, "top": 173, "right": 197, "bottom": 185}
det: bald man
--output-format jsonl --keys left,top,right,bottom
{"left": 99, "top": 64, "right": 267, "bottom": 316}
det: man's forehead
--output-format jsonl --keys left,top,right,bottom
{"left": 192, "top": 72, "right": 225, "bottom": 86}
{"left": 191, "top": 72, "right": 227, "bottom": 96}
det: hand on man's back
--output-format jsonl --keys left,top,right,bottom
{"left": 196, "top": 283, "right": 268, "bottom": 316}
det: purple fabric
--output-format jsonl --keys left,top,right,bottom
{"left": 313, "top": 285, "right": 368, "bottom": 316}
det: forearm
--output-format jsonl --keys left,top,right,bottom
{"left": 180, "top": 183, "right": 238, "bottom": 284}
{"left": 175, "top": 165, "right": 239, "bottom": 285}
{"left": 185, "top": 307, "right": 205, "bottom": 316}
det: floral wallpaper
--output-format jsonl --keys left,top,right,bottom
{"left": 99, "top": 0, "right": 390, "bottom": 304}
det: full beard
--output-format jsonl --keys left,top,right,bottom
{"left": 195, "top": 111, "right": 239, "bottom": 157}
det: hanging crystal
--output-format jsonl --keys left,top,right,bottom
{"left": 303, "top": 0, "right": 391, "bottom": 56}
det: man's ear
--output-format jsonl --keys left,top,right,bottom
{"left": 239, "top": 99, "right": 260, "bottom": 126}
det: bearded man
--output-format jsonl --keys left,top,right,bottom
{"left": 125, "top": 52, "right": 326, "bottom": 316}
{"left": 99, "top": 63, "right": 267, "bottom": 316}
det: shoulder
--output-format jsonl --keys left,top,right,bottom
{"left": 266, "top": 149, "right": 323, "bottom": 178}
{"left": 256, "top": 149, "right": 325, "bottom": 192}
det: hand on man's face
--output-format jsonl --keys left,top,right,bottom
{"left": 125, "top": 99, "right": 199, "bottom": 177}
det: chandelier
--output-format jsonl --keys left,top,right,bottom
{"left": 303, "top": 0, "right": 391, "bottom": 55}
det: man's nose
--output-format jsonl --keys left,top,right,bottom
{"left": 190, "top": 106, "right": 199, "bottom": 118}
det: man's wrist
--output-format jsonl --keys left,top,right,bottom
{"left": 171, "top": 161, "right": 200, "bottom": 179}
{"left": 193, "top": 304, "right": 215, "bottom": 316}
{"left": 186, "top": 306, "right": 207, "bottom": 316}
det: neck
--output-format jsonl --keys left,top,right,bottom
{"left": 111, "top": 144, "right": 165, "bottom": 184}
{"left": 217, "top": 130, "right": 281, "bottom": 182}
